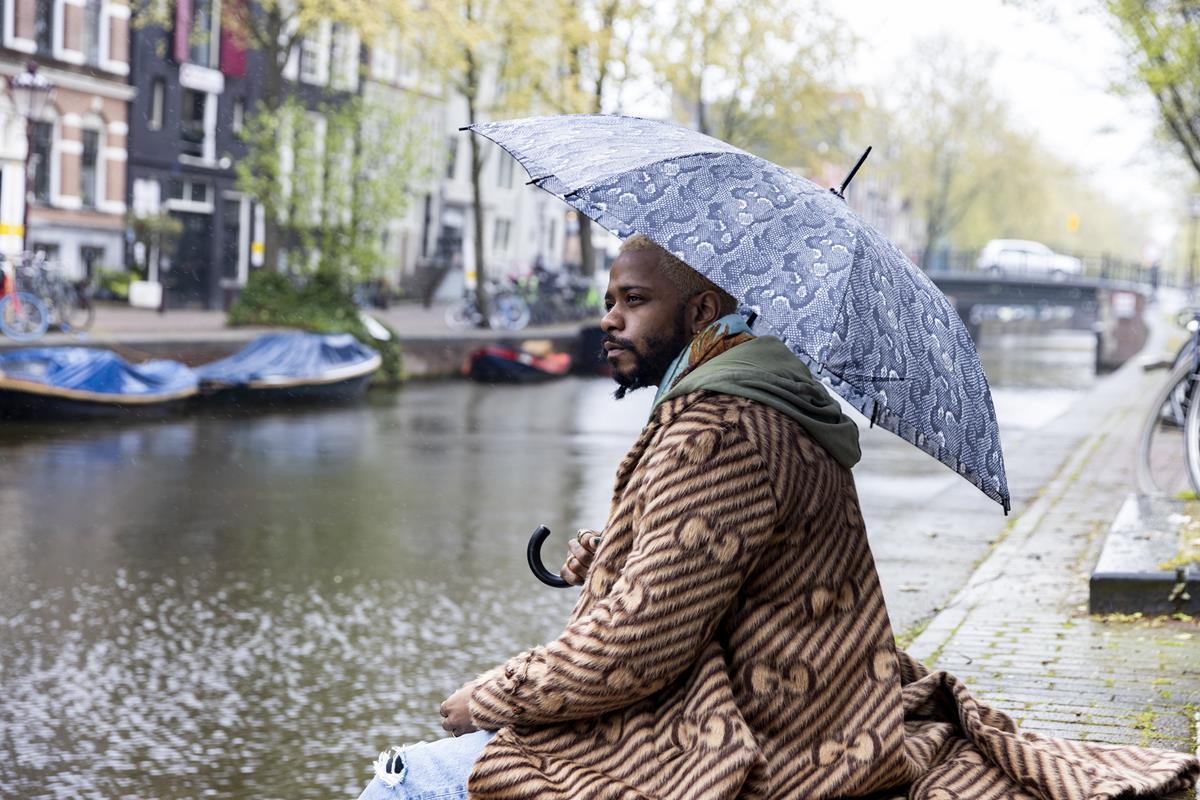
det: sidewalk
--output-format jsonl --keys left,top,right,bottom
{"left": 907, "top": 325, "right": 1200, "bottom": 766}
{"left": 0, "top": 301, "right": 593, "bottom": 345}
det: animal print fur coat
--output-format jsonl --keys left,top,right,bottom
{"left": 466, "top": 391, "right": 1199, "bottom": 799}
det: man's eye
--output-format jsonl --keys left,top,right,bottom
{"left": 626, "top": 294, "right": 642, "bottom": 304}
{"left": 604, "top": 301, "right": 614, "bottom": 311}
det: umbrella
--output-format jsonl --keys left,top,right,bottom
{"left": 468, "top": 114, "right": 1009, "bottom": 513}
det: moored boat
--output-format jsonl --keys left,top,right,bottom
{"left": 465, "top": 342, "right": 572, "bottom": 383}
{"left": 0, "top": 347, "right": 198, "bottom": 418}
{"left": 194, "top": 332, "right": 381, "bottom": 404}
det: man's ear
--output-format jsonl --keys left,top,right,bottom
{"left": 690, "top": 290, "right": 724, "bottom": 333}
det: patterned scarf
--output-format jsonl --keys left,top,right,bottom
{"left": 652, "top": 313, "right": 756, "bottom": 407}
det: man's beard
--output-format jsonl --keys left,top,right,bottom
{"left": 605, "top": 310, "right": 692, "bottom": 400}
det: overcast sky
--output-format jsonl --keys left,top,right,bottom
{"left": 837, "top": 0, "right": 1186, "bottom": 255}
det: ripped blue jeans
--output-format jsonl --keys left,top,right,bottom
{"left": 356, "top": 731, "right": 497, "bottom": 800}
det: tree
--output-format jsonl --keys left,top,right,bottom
{"left": 650, "top": 0, "right": 857, "bottom": 171}
{"left": 415, "top": 0, "right": 546, "bottom": 318}
{"left": 952, "top": 126, "right": 1149, "bottom": 261}
{"left": 126, "top": 211, "right": 184, "bottom": 279}
{"left": 537, "top": 0, "right": 648, "bottom": 275}
{"left": 885, "top": 38, "right": 1010, "bottom": 267}
{"left": 1106, "top": 0, "right": 1200, "bottom": 181}
{"left": 235, "top": 95, "right": 426, "bottom": 280}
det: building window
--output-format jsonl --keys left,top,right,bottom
{"left": 167, "top": 178, "right": 212, "bottom": 209}
{"left": 149, "top": 79, "right": 165, "bottom": 130}
{"left": 80, "top": 245, "right": 103, "bottom": 279}
{"left": 80, "top": 129, "right": 99, "bottom": 208}
{"left": 221, "top": 200, "right": 241, "bottom": 281}
{"left": 30, "top": 122, "right": 52, "bottom": 203}
{"left": 30, "top": 242, "right": 59, "bottom": 260}
{"left": 190, "top": 0, "right": 214, "bottom": 67}
{"left": 299, "top": 22, "right": 330, "bottom": 85}
{"left": 132, "top": 178, "right": 161, "bottom": 216}
{"left": 497, "top": 156, "right": 514, "bottom": 189}
{"left": 231, "top": 97, "right": 244, "bottom": 134}
{"left": 180, "top": 89, "right": 206, "bottom": 157}
{"left": 444, "top": 137, "right": 458, "bottom": 179}
{"left": 330, "top": 24, "right": 359, "bottom": 90}
{"left": 492, "top": 218, "right": 511, "bottom": 251}
{"left": 34, "top": 0, "right": 52, "bottom": 54}
{"left": 371, "top": 32, "right": 397, "bottom": 81}
{"left": 82, "top": 0, "right": 102, "bottom": 65}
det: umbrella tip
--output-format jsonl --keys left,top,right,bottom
{"left": 830, "top": 145, "right": 873, "bottom": 201}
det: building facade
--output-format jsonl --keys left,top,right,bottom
{"left": 0, "top": 0, "right": 133, "bottom": 279}
{"left": 126, "top": 0, "right": 265, "bottom": 308}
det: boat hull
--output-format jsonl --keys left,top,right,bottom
{"left": 0, "top": 386, "right": 193, "bottom": 419}
{"left": 195, "top": 333, "right": 382, "bottom": 405}
{"left": 468, "top": 353, "right": 565, "bottom": 384}
{"left": 199, "top": 371, "right": 375, "bottom": 405}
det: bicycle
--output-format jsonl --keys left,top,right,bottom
{"left": 516, "top": 271, "right": 603, "bottom": 325}
{"left": 444, "top": 279, "right": 531, "bottom": 332}
{"left": 0, "top": 257, "right": 50, "bottom": 341}
{"left": 21, "top": 252, "right": 94, "bottom": 333}
{"left": 1137, "top": 307, "right": 1200, "bottom": 495}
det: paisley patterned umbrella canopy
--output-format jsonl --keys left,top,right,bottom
{"left": 469, "top": 114, "right": 1010, "bottom": 511}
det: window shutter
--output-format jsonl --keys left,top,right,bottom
{"left": 219, "top": 0, "right": 246, "bottom": 76}
{"left": 173, "top": 0, "right": 192, "bottom": 62}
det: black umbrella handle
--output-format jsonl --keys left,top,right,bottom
{"left": 527, "top": 525, "right": 571, "bottom": 588}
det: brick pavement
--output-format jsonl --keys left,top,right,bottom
{"left": 5, "top": 300, "right": 591, "bottom": 343}
{"left": 906, "top": 327, "right": 1200, "bottom": 786}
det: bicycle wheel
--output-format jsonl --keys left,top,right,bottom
{"left": 1137, "top": 357, "right": 1195, "bottom": 495}
{"left": 444, "top": 299, "right": 479, "bottom": 330}
{"left": 58, "top": 286, "right": 94, "bottom": 333}
{"left": 489, "top": 292, "right": 530, "bottom": 331}
{"left": 0, "top": 291, "right": 50, "bottom": 341}
{"left": 1184, "top": 377, "right": 1200, "bottom": 496}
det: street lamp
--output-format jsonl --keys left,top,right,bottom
{"left": 8, "top": 61, "right": 54, "bottom": 253}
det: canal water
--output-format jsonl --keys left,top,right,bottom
{"left": 0, "top": 330, "right": 1097, "bottom": 799}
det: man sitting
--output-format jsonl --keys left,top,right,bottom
{"left": 356, "top": 235, "right": 1198, "bottom": 800}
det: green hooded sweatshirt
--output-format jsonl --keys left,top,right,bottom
{"left": 654, "top": 336, "right": 861, "bottom": 469}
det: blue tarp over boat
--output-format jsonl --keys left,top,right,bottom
{"left": 194, "top": 332, "right": 380, "bottom": 392}
{"left": 0, "top": 347, "right": 198, "bottom": 399}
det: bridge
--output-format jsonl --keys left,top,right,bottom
{"left": 925, "top": 270, "right": 1154, "bottom": 372}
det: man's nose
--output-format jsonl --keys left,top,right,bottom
{"left": 601, "top": 307, "right": 620, "bottom": 333}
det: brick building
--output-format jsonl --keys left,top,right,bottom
{"left": 0, "top": 0, "right": 133, "bottom": 279}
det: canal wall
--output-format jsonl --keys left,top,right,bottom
{"left": 0, "top": 326, "right": 603, "bottom": 379}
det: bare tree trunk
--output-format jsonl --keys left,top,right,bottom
{"left": 576, "top": 66, "right": 609, "bottom": 277}
{"left": 256, "top": 7, "right": 289, "bottom": 273}
{"left": 466, "top": 80, "right": 488, "bottom": 324}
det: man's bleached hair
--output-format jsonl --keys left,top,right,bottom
{"left": 619, "top": 234, "right": 738, "bottom": 315}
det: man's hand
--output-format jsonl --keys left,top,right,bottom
{"left": 560, "top": 529, "right": 602, "bottom": 586}
{"left": 440, "top": 683, "right": 479, "bottom": 737}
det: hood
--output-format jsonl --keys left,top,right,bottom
{"left": 655, "top": 336, "right": 861, "bottom": 469}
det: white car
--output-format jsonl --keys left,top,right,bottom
{"left": 976, "top": 239, "right": 1083, "bottom": 278}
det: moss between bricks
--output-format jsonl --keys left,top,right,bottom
{"left": 227, "top": 270, "right": 404, "bottom": 386}
{"left": 894, "top": 616, "right": 932, "bottom": 650}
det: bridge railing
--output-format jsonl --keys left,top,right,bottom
{"left": 918, "top": 248, "right": 1159, "bottom": 287}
